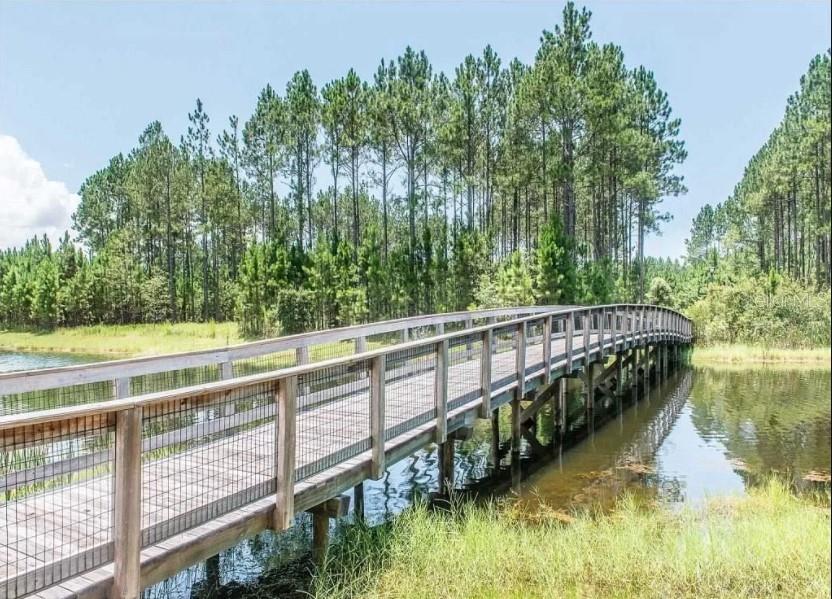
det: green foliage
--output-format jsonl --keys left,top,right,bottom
{"left": 274, "top": 289, "right": 315, "bottom": 335}
{"left": 316, "top": 480, "right": 831, "bottom": 599}
{"left": 535, "top": 216, "right": 577, "bottom": 304}
{"left": 687, "top": 274, "right": 831, "bottom": 348}
{"left": 474, "top": 251, "right": 535, "bottom": 308}
{"left": 646, "top": 276, "right": 673, "bottom": 306}
{"left": 687, "top": 51, "right": 831, "bottom": 287}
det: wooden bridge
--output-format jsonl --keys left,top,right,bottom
{"left": 0, "top": 304, "right": 692, "bottom": 599}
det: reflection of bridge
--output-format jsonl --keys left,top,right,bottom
{"left": 0, "top": 305, "right": 692, "bottom": 599}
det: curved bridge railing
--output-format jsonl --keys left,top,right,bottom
{"left": 0, "top": 304, "right": 691, "bottom": 598}
{"left": 0, "top": 306, "right": 567, "bottom": 416}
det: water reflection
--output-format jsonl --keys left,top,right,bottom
{"left": 138, "top": 363, "right": 830, "bottom": 597}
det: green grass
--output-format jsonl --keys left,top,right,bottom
{"left": 692, "top": 344, "right": 831, "bottom": 366}
{"left": 0, "top": 322, "right": 244, "bottom": 356}
{"left": 315, "top": 480, "right": 831, "bottom": 599}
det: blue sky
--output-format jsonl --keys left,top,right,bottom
{"left": 1, "top": 1, "right": 829, "bottom": 255}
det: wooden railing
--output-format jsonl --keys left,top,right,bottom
{"left": 0, "top": 304, "right": 692, "bottom": 599}
{"left": 0, "top": 306, "right": 568, "bottom": 415}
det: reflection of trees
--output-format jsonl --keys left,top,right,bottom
{"left": 687, "top": 367, "right": 831, "bottom": 479}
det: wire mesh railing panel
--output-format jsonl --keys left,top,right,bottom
{"left": 130, "top": 363, "right": 221, "bottom": 396}
{"left": 295, "top": 360, "right": 371, "bottom": 481}
{"left": 442, "top": 320, "right": 469, "bottom": 334}
{"left": 233, "top": 350, "right": 296, "bottom": 377}
{"left": 0, "top": 380, "right": 115, "bottom": 417}
{"left": 309, "top": 340, "right": 358, "bottom": 363}
{"left": 525, "top": 320, "right": 545, "bottom": 376}
{"left": 491, "top": 325, "right": 517, "bottom": 389}
{"left": 140, "top": 381, "right": 275, "bottom": 547}
{"left": 447, "top": 335, "right": 482, "bottom": 411}
{"left": 408, "top": 325, "right": 436, "bottom": 341}
{"left": 551, "top": 317, "right": 567, "bottom": 362}
{"left": 384, "top": 345, "right": 436, "bottom": 441}
{"left": 1, "top": 416, "right": 115, "bottom": 598}
{"left": 366, "top": 330, "right": 402, "bottom": 351}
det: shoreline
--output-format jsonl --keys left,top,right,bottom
{"left": 2, "top": 324, "right": 830, "bottom": 367}
{"left": 691, "top": 344, "right": 831, "bottom": 366}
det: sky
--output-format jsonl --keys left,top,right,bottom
{"left": 0, "top": 1, "right": 829, "bottom": 256}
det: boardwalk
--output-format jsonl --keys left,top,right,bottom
{"left": 0, "top": 305, "right": 692, "bottom": 599}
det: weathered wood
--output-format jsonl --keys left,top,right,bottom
{"left": 434, "top": 340, "right": 448, "bottom": 444}
{"left": 309, "top": 495, "right": 350, "bottom": 518}
{"left": 565, "top": 313, "right": 574, "bottom": 373}
{"left": 479, "top": 328, "right": 493, "bottom": 417}
{"left": 0, "top": 304, "right": 693, "bottom": 599}
{"left": 370, "top": 355, "right": 385, "bottom": 479}
{"left": 111, "top": 407, "right": 142, "bottom": 599}
{"left": 274, "top": 376, "right": 297, "bottom": 531}
{"left": 543, "top": 315, "right": 552, "bottom": 382}
{"left": 439, "top": 441, "right": 454, "bottom": 495}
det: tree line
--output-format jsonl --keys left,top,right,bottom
{"left": 687, "top": 51, "right": 831, "bottom": 287}
{"left": 0, "top": 3, "right": 688, "bottom": 335}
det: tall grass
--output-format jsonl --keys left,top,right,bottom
{"left": 0, "top": 322, "right": 243, "bottom": 356}
{"left": 692, "top": 344, "right": 831, "bottom": 366}
{"left": 315, "top": 480, "right": 831, "bottom": 599}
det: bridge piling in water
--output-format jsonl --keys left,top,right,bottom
{"left": 0, "top": 304, "right": 692, "bottom": 599}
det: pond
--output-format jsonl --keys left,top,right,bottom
{"left": 0, "top": 350, "right": 102, "bottom": 373}
{"left": 139, "top": 363, "right": 830, "bottom": 598}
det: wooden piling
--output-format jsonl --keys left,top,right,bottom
{"left": 439, "top": 440, "right": 455, "bottom": 495}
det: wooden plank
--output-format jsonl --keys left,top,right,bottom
{"left": 370, "top": 355, "right": 385, "bottom": 479}
{"left": 111, "top": 407, "right": 142, "bottom": 599}
{"left": 434, "top": 340, "right": 448, "bottom": 444}
{"left": 542, "top": 315, "right": 552, "bottom": 383}
{"left": 479, "top": 329, "right": 492, "bottom": 417}
{"left": 274, "top": 377, "right": 296, "bottom": 531}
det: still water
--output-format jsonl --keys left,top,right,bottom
{"left": 148, "top": 364, "right": 830, "bottom": 598}
{"left": 3, "top": 353, "right": 829, "bottom": 597}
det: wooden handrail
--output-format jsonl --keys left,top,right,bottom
{"left": 0, "top": 304, "right": 691, "bottom": 430}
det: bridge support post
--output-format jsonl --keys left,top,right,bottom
{"left": 439, "top": 440, "right": 455, "bottom": 496}
{"left": 309, "top": 495, "right": 350, "bottom": 564}
{"left": 615, "top": 352, "right": 624, "bottom": 397}
{"left": 353, "top": 482, "right": 364, "bottom": 523}
{"left": 583, "top": 361, "right": 597, "bottom": 431}
{"left": 490, "top": 406, "right": 500, "bottom": 468}
{"left": 510, "top": 394, "right": 521, "bottom": 487}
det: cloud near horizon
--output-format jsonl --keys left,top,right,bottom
{"left": 0, "top": 134, "right": 79, "bottom": 250}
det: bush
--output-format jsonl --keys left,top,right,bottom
{"left": 275, "top": 288, "right": 315, "bottom": 335}
{"left": 687, "top": 275, "right": 831, "bottom": 348}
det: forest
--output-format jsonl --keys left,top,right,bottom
{"left": 0, "top": 4, "right": 828, "bottom": 348}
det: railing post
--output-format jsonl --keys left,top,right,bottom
{"left": 582, "top": 309, "right": 591, "bottom": 363}
{"left": 436, "top": 322, "right": 445, "bottom": 336}
{"left": 296, "top": 346, "right": 309, "bottom": 365}
{"left": 370, "top": 355, "right": 386, "bottom": 479}
{"left": 516, "top": 322, "right": 526, "bottom": 392}
{"left": 434, "top": 339, "right": 448, "bottom": 444}
{"left": 479, "top": 328, "right": 493, "bottom": 417}
{"left": 219, "top": 361, "right": 234, "bottom": 380}
{"left": 401, "top": 327, "right": 409, "bottom": 343}
{"left": 355, "top": 336, "right": 368, "bottom": 354}
{"left": 611, "top": 307, "right": 618, "bottom": 352}
{"left": 275, "top": 376, "right": 297, "bottom": 531}
{"left": 543, "top": 315, "right": 552, "bottom": 383}
{"left": 565, "top": 312, "right": 574, "bottom": 373}
{"left": 113, "top": 377, "right": 130, "bottom": 400}
{"left": 112, "top": 406, "right": 142, "bottom": 599}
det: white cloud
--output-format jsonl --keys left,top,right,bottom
{"left": 0, "top": 134, "right": 79, "bottom": 250}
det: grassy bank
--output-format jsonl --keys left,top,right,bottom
{"left": 316, "top": 481, "right": 831, "bottom": 599}
{"left": 0, "top": 322, "right": 244, "bottom": 356}
{"left": 691, "top": 344, "right": 831, "bottom": 366}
